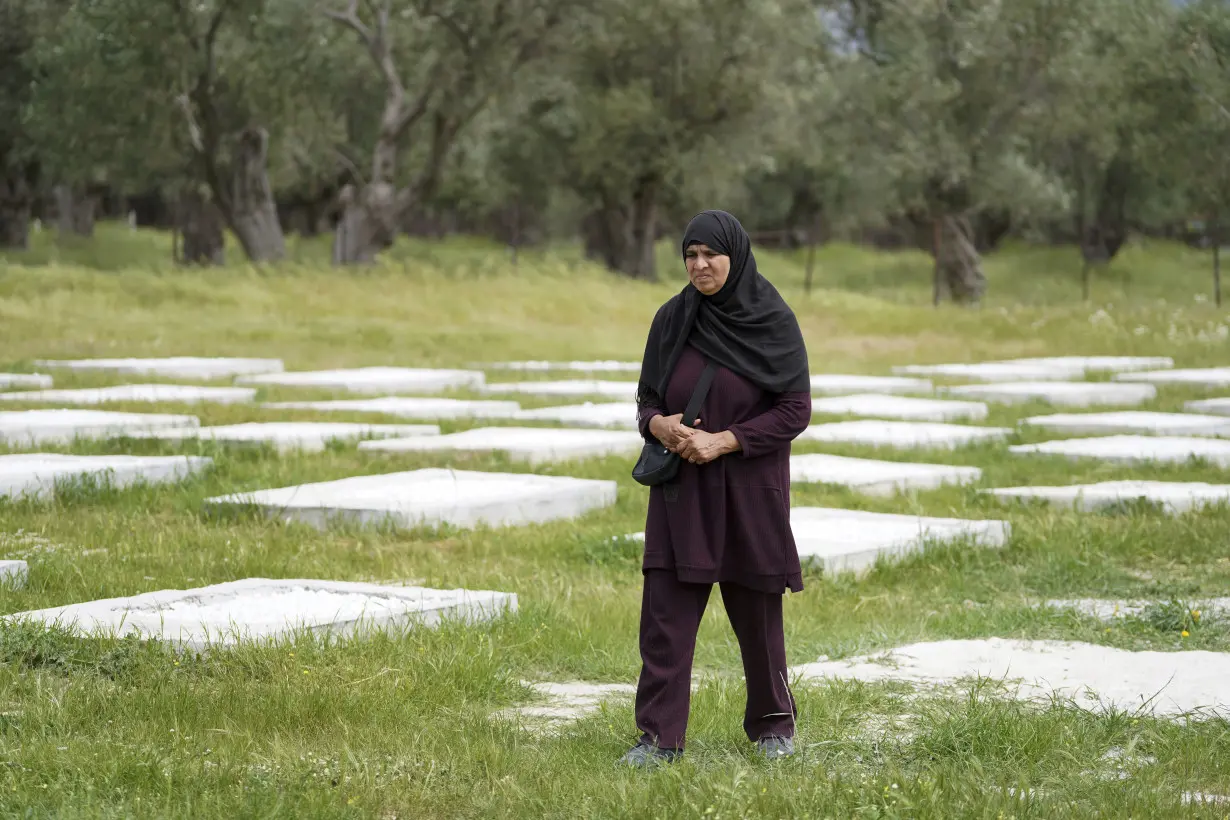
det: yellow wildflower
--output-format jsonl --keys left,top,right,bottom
{"left": 1182, "top": 630, "right": 1190, "bottom": 638}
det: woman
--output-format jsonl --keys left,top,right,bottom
{"left": 623, "top": 210, "right": 812, "bottom": 767}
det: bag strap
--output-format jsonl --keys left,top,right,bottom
{"left": 681, "top": 364, "right": 717, "bottom": 428}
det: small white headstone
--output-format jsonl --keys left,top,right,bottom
{"left": 0, "top": 409, "right": 199, "bottom": 447}
{"left": 131, "top": 422, "right": 440, "bottom": 453}
{"left": 205, "top": 468, "right": 617, "bottom": 531}
{"left": 1185, "top": 397, "right": 1230, "bottom": 417}
{"left": 6, "top": 578, "right": 516, "bottom": 649}
{"left": 893, "top": 362, "right": 1085, "bottom": 382}
{"left": 481, "top": 361, "right": 640, "bottom": 373}
{"left": 237, "top": 367, "right": 485, "bottom": 394}
{"left": 799, "top": 420, "right": 1011, "bottom": 449}
{"left": 511, "top": 402, "right": 638, "bottom": 430}
{"left": 1114, "top": 367, "right": 1230, "bottom": 388}
{"left": 810, "top": 375, "right": 932, "bottom": 396}
{"left": 0, "top": 560, "right": 27, "bottom": 588}
{"left": 1010, "top": 435, "right": 1230, "bottom": 467}
{"left": 0, "top": 374, "right": 52, "bottom": 389}
{"left": 1021, "top": 411, "right": 1230, "bottom": 437}
{"left": 483, "top": 380, "right": 638, "bottom": 399}
{"left": 34, "top": 357, "right": 284, "bottom": 380}
{"left": 0, "top": 384, "right": 255, "bottom": 406}
{"left": 991, "top": 356, "right": 1174, "bottom": 374}
{"left": 943, "top": 381, "right": 1156, "bottom": 407}
{"left": 986, "top": 480, "right": 1230, "bottom": 513}
{"left": 359, "top": 427, "right": 643, "bottom": 465}
{"left": 0, "top": 453, "right": 211, "bottom": 500}
{"left": 262, "top": 397, "right": 521, "bottom": 419}
{"left": 790, "top": 454, "right": 981, "bottom": 495}
{"left": 812, "top": 393, "right": 988, "bottom": 422}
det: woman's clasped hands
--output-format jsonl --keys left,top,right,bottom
{"left": 648, "top": 414, "right": 737, "bottom": 465}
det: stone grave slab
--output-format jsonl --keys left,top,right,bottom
{"left": 790, "top": 453, "right": 981, "bottom": 495}
{"left": 790, "top": 507, "right": 1010, "bottom": 575}
{"left": 132, "top": 422, "right": 440, "bottom": 453}
{"left": 943, "top": 381, "right": 1156, "bottom": 407}
{"left": 0, "top": 409, "right": 199, "bottom": 446}
{"left": 237, "top": 367, "right": 485, "bottom": 394}
{"left": 893, "top": 362, "right": 1086, "bottom": 382}
{"left": 986, "top": 480, "right": 1230, "bottom": 513}
{"left": 0, "top": 560, "right": 27, "bottom": 588}
{"left": 34, "top": 357, "right": 284, "bottom": 379}
{"left": 482, "top": 380, "right": 638, "bottom": 400}
{"left": 1041, "top": 598, "right": 1230, "bottom": 621}
{"left": 1021, "top": 411, "right": 1230, "bottom": 437}
{"left": 1114, "top": 367, "right": 1230, "bottom": 388}
{"left": 0, "top": 373, "right": 52, "bottom": 389}
{"left": 6, "top": 578, "right": 516, "bottom": 650}
{"left": 0, "top": 384, "right": 255, "bottom": 406}
{"left": 0, "top": 453, "right": 211, "bottom": 500}
{"left": 991, "top": 356, "right": 1174, "bottom": 374}
{"left": 812, "top": 393, "right": 987, "bottom": 422}
{"left": 1185, "top": 397, "right": 1230, "bottom": 417}
{"left": 511, "top": 402, "right": 638, "bottom": 430}
{"left": 359, "top": 426, "right": 643, "bottom": 465}
{"left": 799, "top": 420, "right": 1011, "bottom": 449}
{"left": 262, "top": 397, "right": 521, "bottom": 420}
{"left": 810, "top": 375, "right": 932, "bottom": 396}
{"left": 205, "top": 468, "right": 617, "bottom": 530}
{"left": 1010, "top": 435, "right": 1230, "bottom": 467}
{"left": 495, "top": 681, "right": 636, "bottom": 728}
{"left": 481, "top": 361, "right": 640, "bottom": 373}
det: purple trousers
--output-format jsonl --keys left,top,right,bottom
{"left": 634, "top": 569, "right": 796, "bottom": 750}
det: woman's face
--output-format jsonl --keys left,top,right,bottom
{"left": 685, "top": 243, "right": 731, "bottom": 296}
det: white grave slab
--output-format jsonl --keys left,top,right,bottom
{"left": 0, "top": 560, "right": 27, "bottom": 587}
{"left": 34, "top": 357, "right": 284, "bottom": 379}
{"left": 991, "top": 356, "right": 1174, "bottom": 374}
{"left": 1041, "top": 598, "right": 1230, "bottom": 621}
{"left": 511, "top": 402, "right": 638, "bottom": 430}
{"left": 131, "top": 422, "right": 440, "bottom": 453}
{"left": 790, "top": 507, "right": 1009, "bottom": 575}
{"left": 812, "top": 393, "right": 988, "bottom": 422}
{"left": 1114, "top": 367, "right": 1230, "bottom": 388}
{"left": 482, "top": 380, "right": 638, "bottom": 399}
{"left": 0, "top": 409, "right": 199, "bottom": 446}
{"left": 893, "top": 362, "right": 1086, "bottom": 382}
{"left": 0, "top": 454, "right": 211, "bottom": 500}
{"left": 1184, "top": 397, "right": 1230, "bottom": 417}
{"left": 481, "top": 361, "right": 640, "bottom": 373}
{"left": 1010, "top": 435, "right": 1230, "bottom": 467}
{"left": 986, "top": 480, "right": 1230, "bottom": 513}
{"left": 793, "top": 638, "right": 1230, "bottom": 717}
{"left": 0, "top": 373, "right": 52, "bottom": 389}
{"left": 1021, "top": 411, "right": 1230, "bottom": 437}
{"left": 943, "top": 381, "right": 1156, "bottom": 407}
{"left": 205, "top": 468, "right": 617, "bottom": 530}
{"left": 790, "top": 454, "right": 981, "bottom": 495}
{"left": 262, "top": 397, "right": 521, "bottom": 420}
{"left": 359, "top": 427, "right": 643, "bottom": 465}
{"left": 6, "top": 579, "right": 516, "bottom": 650}
{"left": 799, "top": 420, "right": 1011, "bottom": 450}
{"left": 0, "top": 384, "right": 255, "bottom": 406}
{"left": 237, "top": 367, "right": 485, "bottom": 394}
{"left": 810, "top": 375, "right": 932, "bottom": 396}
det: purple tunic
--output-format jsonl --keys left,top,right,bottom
{"left": 637, "top": 344, "right": 812, "bottom": 594}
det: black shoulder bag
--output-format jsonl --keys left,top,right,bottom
{"left": 631, "top": 363, "right": 718, "bottom": 487}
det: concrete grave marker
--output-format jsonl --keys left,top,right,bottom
{"left": 812, "top": 393, "right": 988, "bottom": 422}
{"left": 0, "top": 453, "right": 211, "bottom": 500}
{"left": 986, "top": 480, "right": 1230, "bottom": 513}
{"left": 481, "top": 361, "right": 640, "bottom": 373}
{"left": 1185, "top": 397, "right": 1230, "bottom": 417}
{"left": 0, "top": 560, "right": 27, "bottom": 588}
{"left": 1041, "top": 598, "right": 1230, "bottom": 621}
{"left": 262, "top": 396, "right": 521, "bottom": 419}
{"left": 6, "top": 578, "right": 516, "bottom": 650}
{"left": 799, "top": 420, "right": 1011, "bottom": 449}
{"left": 943, "top": 381, "right": 1156, "bottom": 407}
{"left": 893, "top": 361, "right": 1086, "bottom": 382}
{"left": 132, "top": 422, "right": 440, "bottom": 453}
{"left": 359, "top": 426, "right": 643, "bottom": 465}
{"left": 0, "top": 409, "right": 199, "bottom": 446}
{"left": 205, "top": 468, "right": 617, "bottom": 530}
{"left": 34, "top": 357, "right": 284, "bottom": 379}
{"left": 991, "top": 356, "right": 1174, "bottom": 374}
{"left": 1114, "top": 367, "right": 1230, "bottom": 388}
{"left": 810, "top": 375, "right": 932, "bottom": 396}
{"left": 0, "top": 384, "right": 256, "bottom": 406}
{"left": 237, "top": 367, "right": 485, "bottom": 394}
{"left": 1021, "top": 411, "right": 1230, "bottom": 437}
{"left": 511, "top": 402, "right": 638, "bottom": 430}
{"left": 790, "top": 453, "right": 981, "bottom": 495}
{"left": 1010, "top": 435, "right": 1230, "bottom": 467}
{"left": 0, "top": 374, "right": 52, "bottom": 389}
{"left": 483, "top": 380, "right": 638, "bottom": 399}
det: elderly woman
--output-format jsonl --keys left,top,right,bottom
{"left": 622, "top": 210, "right": 812, "bottom": 767}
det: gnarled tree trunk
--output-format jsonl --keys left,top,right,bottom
{"left": 332, "top": 182, "right": 400, "bottom": 265}
{"left": 0, "top": 168, "right": 33, "bottom": 249}
{"left": 176, "top": 191, "right": 225, "bottom": 266}
{"left": 228, "top": 127, "right": 285, "bottom": 263}
{"left": 582, "top": 179, "right": 659, "bottom": 280}
{"left": 54, "top": 184, "right": 98, "bottom": 239}
{"left": 934, "top": 214, "right": 986, "bottom": 304}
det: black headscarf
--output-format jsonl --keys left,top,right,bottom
{"left": 636, "top": 210, "right": 810, "bottom": 411}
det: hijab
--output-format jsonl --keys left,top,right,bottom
{"left": 636, "top": 209, "right": 810, "bottom": 411}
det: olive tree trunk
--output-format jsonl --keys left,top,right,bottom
{"left": 175, "top": 191, "right": 226, "bottom": 266}
{"left": 0, "top": 169, "right": 32, "bottom": 249}
{"left": 583, "top": 181, "right": 659, "bottom": 280}
{"left": 933, "top": 214, "right": 986, "bottom": 304}
{"left": 54, "top": 184, "right": 97, "bottom": 239}
{"left": 228, "top": 127, "right": 285, "bottom": 263}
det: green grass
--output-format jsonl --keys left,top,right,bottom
{"left": 0, "top": 224, "right": 1229, "bottom": 817}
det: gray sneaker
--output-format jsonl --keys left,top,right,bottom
{"left": 619, "top": 742, "right": 682, "bottom": 767}
{"left": 757, "top": 735, "right": 795, "bottom": 759}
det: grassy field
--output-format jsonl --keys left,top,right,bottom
{"left": 0, "top": 224, "right": 1229, "bottom": 817}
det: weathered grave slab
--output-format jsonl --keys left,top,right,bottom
{"left": 481, "top": 361, "right": 640, "bottom": 373}
{"left": 986, "top": 480, "right": 1230, "bottom": 513}
{"left": 34, "top": 357, "right": 283, "bottom": 379}
{"left": 0, "top": 409, "right": 199, "bottom": 447}
{"left": 790, "top": 507, "right": 1009, "bottom": 575}
{"left": 0, "top": 453, "right": 211, "bottom": 500}
{"left": 205, "top": 468, "right": 617, "bottom": 530}
{"left": 1010, "top": 435, "right": 1230, "bottom": 467}
{"left": 991, "top": 356, "right": 1174, "bottom": 374}
{"left": 1041, "top": 598, "right": 1230, "bottom": 621}
{"left": 511, "top": 402, "right": 638, "bottom": 430}
{"left": 943, "top": 381, "right": 1156, "bottom": 407}
{"left": 790, "top": 453, "right": 981, "bottom": 495}
{"left": 495, "top": 681, "right": 636, "bottom": 728}
{"left": 1021, "top": 411, "right": 1230, "bottom": 437}
{"left": 893, "top": 362, "right": 1086, "bottom": 381}
{"left": 812, "top": 393, "right": 988, "bottom": 422}
{"left": 262, "top": 397, "right": 521, "bottom": 419}
{"left": 799, "top": 420, "right": 1011, "bottom": 449}
{"left": 1114, "top": 367, "right": 1230, "bottom": 388}
{"left": 0, "top": 374, "right": 52, "bottom": 389}
{"left": 237, "top": 367, "right": 485, "bottom": 394}
{"left": 0, "top": 560, "right": 27, "bottom": 588}
{"left": 1185, "top": 397, "right": 1230, "bottom": 417}
{"left": 0, "top": 384, "right": 255, "bottom": 405}
{"left": 132, "top": 422, "right": 440, "bottom": 453}
{"left": 810, "top": 375, "right": 932, "bottom": 396}
{"left": 6, "top": 578, "right": 516, "bottom": 650}
{"left": 793, "top": 638, "right": 1230, "bottom": 717}
{"left": 483, "top": 380, "right": 638, "bottom": 399}
{"left": 359, "top": 427, "right": 643, "bottom": 465}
